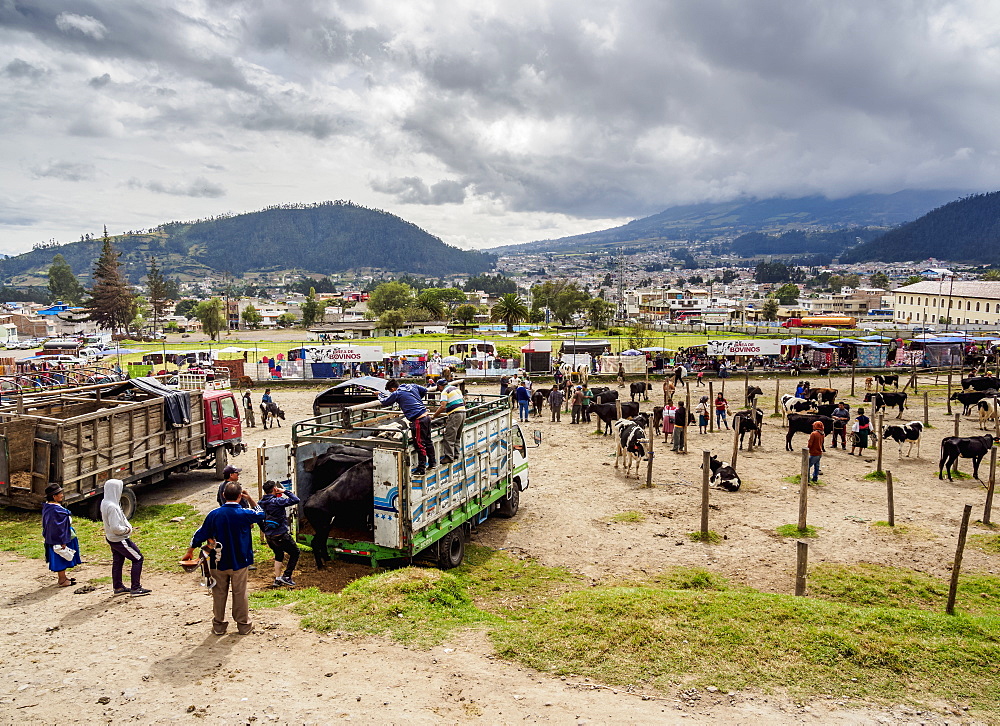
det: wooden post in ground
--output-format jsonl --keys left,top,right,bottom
{"left": 798, "top": 449, "right": 809, "bottom": 529}
{"left": 984, "top": 448, "right": 996, "bottom": 526}
{"left": 731, "top": 418, "right": 740, "bottom": 468}
{"left": 744, "top": 371, "right": 749, "bottom": 405}
{"left": 886, "top": 470, "right": 895, "bottom": 527}
{"left": 721, "top": 374, "right": 726, "bottom": 398}
{"left": 774, "top": 378, "right": 781, "bottom": 416}
{"left": 644, "top": 419, "right": 655, "bottom": 489}
{"left": 946, "top": 504, "right": 973, "bottom": 615}
{"left": 923, "top": 392, "right": 929, "bottom": 427}
{"left": 954, "top": 413, "right": 960, "bottom": 437}
{"left": 795, "top": 541, "right": 808, "bottom": 596}
{"left": 708, "top": 381, "right": 715, "bottom": 433}
{"left": 684, "top": 384, "right": 691, "bottom": 454}
{"left": 701, "top": 450, "right": 711, "bottom": 536}
{"left": 851, "top": 363, "right": 856, "bottom": 397}
{"left": 876, "top": 413, "right": 884, "bottom": 472}
{"left": 947, "top": 371, "right": 953, "bottom": 415}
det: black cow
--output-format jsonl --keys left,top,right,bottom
{"left": 962, "top": 376, "right": 1000, "bottom": 392}
{"left": 864, "top": 392, "right": 908, "bottom": 418}
{"left": 261, "top": 401, "right": 286, "bottom": 428}
{"left": 630, "top": 381, "right": 652, "bottom": 402}
{"left": 732, "top": 407, "right": 763, "bottom": 449}
{"left": 301, "top": 445, "right": 376, "bottom": 568}
{"left": 587, "top": 402, "right": 640, "bottom": 434}
{"left": 815, "top": 403, "right": 837, "bottom": 417}
{"left": 950, "top": 390, "right": 996, "bottom": 415}
{"left": 704, "top": 455, "right": 741, "bottom": 492}
{"left": 874, "top": 374, "right": 899, "bottom": 390}
{"left": 745, "top": 386, "right": 763, "bottom": 408}
{"left": 939, "top": 435, "right": 996, "bottom": 481}
{"left": 880, "top": 421, "right": 923, "bottom": 458}
{"left": 652, "top": 406, "right": 664, "bottom": 435}
{"left": 785, "top": 414, "right": 834, "bottom": 451}
{"left": 806, "top": 387, "right": 839, "bottom": 404}
{"left": 591, "top": 387, "right": 618, "bottom": 404}
{"left": 531, "top": 388, "right": 550, "bottom": 417}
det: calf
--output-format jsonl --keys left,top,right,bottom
{"left": 864, "top": 392, "right": 908, "bottom": 418}
{"left": 630, "top": 381, "right": 652, "bottom": 402}
{"left": 531, "top": 388, "right": 550, "bottom": 417}
{"left": 978, "top": 398, "right": 1000, "bottom": 430}
{"left": 864, "top": 377, "right": 875, "bottom": 392}
{"left": 260, "top": 401, "right": 286, "bottom": 429}
{"left": 732, "top": 407, "right": 763, "bottom": 449}
{"left": 806, "top": 387, "right": 839, "bottom": 404}
{"left": 874, "top": 374, "right": 899, "bottom": 390}
{"left": 592, "top": 387, "right": 619, "bottom": 404}
{"left": 745, "top": 385, "right": 763, "bottom": 408}
{"left": 786, "top": 414, "right": 833, "bottom": 451}
{"left": 781, "top": 394, "right": 817, "bottom": 415}
{"left": 652, "top": 406, "right": 664, "bottom": 436}
{"left": 962, "top": 376, "right": 1000, "bottom": 391}
{"left": 950, "top": 390, "right": 995, "bottom": 416}
{"left": 880, "top": 421, "right": 923, "bottom": 458}
{"left": 939, "top": 435, "right": 996, "bottom": 481}
{"left": 703, "top": 455, "right": 741, "bottom": 492}
{"left": 587, "top": 401, "right": 640, "bottom": 434}
{"left": 613, "top": 418, "right": 648, "bottom": 478}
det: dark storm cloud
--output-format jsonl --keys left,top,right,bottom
{"left": 127, "top": 177, "right": 226, "bottom": 198}
{"left": 369, "top": 176, "right": 467, "bottom": 205}
{"left": 88, "top": 72, "right": 110, "bottom": 88}
{"left": 31, "top": 160, "right": 95, "bottom": 182}
{"left": 3, "top": 58, "right": 46, "bottom": 80}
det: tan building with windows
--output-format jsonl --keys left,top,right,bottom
{"left": 891, "top": 281, "right": 1000, "bottom": 327}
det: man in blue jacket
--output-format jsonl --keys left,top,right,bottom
{"left": 260, "top": 480, "right": 300, "bottom": 587}
{"left": 378, "top": 378, "right": 436, "bottom": 475}
{"left": 184, "top": 482, "right": 265, "bottom": 635}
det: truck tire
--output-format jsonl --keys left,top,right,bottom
{"left": 497, "top": 483, "right": 520, "bottom": 518}
{"left": 215, "top": 447, "right": 229, "bottom": 479}
{"left": 87, "top": 486, "right": 137, "bottom": 521}
{"left": 437, "top": 530, "right": 464, "bottom": 569}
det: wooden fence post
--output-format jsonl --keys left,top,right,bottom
{"left": 851, "top": 363, "right": 856, "bottom": 397}
{"left": 947, "top": 371, "right": 953, "bottom": 415}
{"left": 946, "top": 504, "right": 973, "bottom": 615}
{"left": 731, "top": 418, "right": 740, "bottom": 468}
{"left": 985, "top": 448, "right": 997, "bottom": 526}
{"left": 923, "top": 392, "right": 929, "bottom": 427}
{"left": 774, "top": 378, "right": 781, "bottom": 415}
{"left": 644, "top": 419, "right": 655, "bottom": 489}
{"left": 799, "top": 449, "right": 809, "bottom": 529}
{"left": 795, "top": 541, "right": 808, "bottom": 596}
{"left": 876, "top": 413, "right": 884, "bottom": 473}
{"left": 886, "top": 470, "right": 895, "bottom": 527}
{"left": 701, "top": 450, "right": 711, "bottom": 536}
{"left": 744, "top": 371, "right": 749, "bottom": 405}
{"left": 708, "top": 381, "right": 715, "bottom": 433}
{"left": 684, "top": 384, "right": 691, "bottom": 454}
{"left": 954, "top": 413, "right": 960, "bottom": 437}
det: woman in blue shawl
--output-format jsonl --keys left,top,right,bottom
{"left": 41, "top": 483, "right": 82, "bottom": 586}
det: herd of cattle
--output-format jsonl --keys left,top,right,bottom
{"left": 527, "top": 375, "right": 1000, "bottom": 488}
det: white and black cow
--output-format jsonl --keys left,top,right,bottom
{"left": 874, "top": 374, "right": 899, "bottom": 390}
{"left": 614, "top": 417, "right": 648, "bottom": 478}
{"left": 704, "top": 455, "right": 741, "bottom": 492}
{"left": 782, "top": 394, "right": 817, "bottom": 416}
{"left": 978, "top": 398, "right": 1000, "bottom": 430}
{"left": 880, "top": 421, "right": 923, "bottom": 458}
{"left": 939, "top": 435, "right": 997, "bottom": 481}
{"left": 864, "top": 391, "right": 908, "bottom": 419}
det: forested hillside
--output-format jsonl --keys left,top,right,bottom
{"left": 730, "top": 228, "right": 883, "bottom": 257}
{"left": 840, "top": 192, "right": 1000, "bottom": 264}
{"left": 0, "top": 201, "right": 495, "bottom": 284}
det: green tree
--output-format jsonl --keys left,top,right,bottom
{"left": 495, "top": 345, "right": 521, "bottom": 363}
{"left": 902, "top": 275, "right": 925, "bottom": 286}
{"left": 869, "top": 271, "right": 890, "bottom": 288}
{"left": 981, "top": 269, "right": 1000, "bottom": 281}
{"left": 300, "top": 287, "right": 324, "bottom": 327}
{"left": 47, "top": 254, "right": 86, "bottom": 305}
{"left": 490, "top": 293, "right": 530, "bottom": 333}
{"left": 195, "top": 298, "right": 226, "bottom": 340}
{"left": 82, "top": 228, "right": 135, "bottom": 334}
{"left": 368, "top": 281, "right": 414, "bottom": 315}
{"left": 586, "top": 298, "right": 615, "bottom": 329}
{"left": 415, "top": 290, "right": 447, "bottom": 320}
{"left": 146, "top": 257, "right": 170, "bottom": 333}
{"left": 626, "top": 323, "right": 654, "bottom": 350}
{"left": 175, "top": 299, "right": 199, "bottom": 318}
{"left": 773, "top": 283, "right": 800, "bottom": 305}
{"left": 241, "top": 303, "right": 263, "bottom": 329}
{"left": 548, "top": 283, "right": 589, "bottom": 325}
{"left": 453, "top": 303, "right": 479, "bottom": 326}
{"left": 378, "top": 309, "right": 406, "bottom": 335}
{"left": 276, "top": 312, "right": 298, "bottom": 328}
{"left": 761, "top": 298, "right": 780, "bottom": 321}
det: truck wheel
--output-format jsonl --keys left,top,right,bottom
{"left": 497, "top": 484, "right": 520, "bottom": 518}
{"left": 86, "top": 486, "right": 136, "bottom": 520}
{"left": 215, "top": 447, "right": 229, "bottom": 479}
{"left": 437, "top": 530, "right": 464, "bottom": 569}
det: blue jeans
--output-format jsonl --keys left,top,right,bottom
{"left": 716, "top": 411, "right": 728, "bottom": 428}
{"left": 518, "top": 400, "right": 529, "bottom": 421}
{"left": 809, "top": 455, "right": 821, "bottom": 482}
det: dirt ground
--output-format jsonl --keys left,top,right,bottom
{"left": 0, "top": 375, "right": 992, "bottom": 724}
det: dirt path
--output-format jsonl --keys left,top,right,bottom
{"left": 1, "top": 376, "right": 991, "bottom": 723}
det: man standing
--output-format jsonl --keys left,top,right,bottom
{"left": 831, "top": 401, "right": 850, "bottom": 450}
{"left": 570, "top": 385, "right": 584, "bottom": 424}
{"left": 548, "top": 386, "right": 564, "bottom": 422}
{"left": 513, "top": 380, "right": 531, "bottom": 423}
{"left": 581, "top": 384, "right": 594, "bottom": 423}
{"left": 379, "top": 379, "right": 436, "bottom": 475}
{"left": 808, "top": 420, "right": 825, "bottom": 483}
{"left": 242, "top": 390, "right": 255, "bottom": 428}
{"left": 431, "top": 378, "right": 466, "bottom": 465}
{"left": 260, "top": 480, "right": 300, "bottom": 587}
{"left": 184, "top": 482, "right": 265, "bottom": 635}
{"left": 101, "top": 479, "right": 151, "bottom": 597}
{"left": 217, "top": 465, "right": 247, "bottom": 507}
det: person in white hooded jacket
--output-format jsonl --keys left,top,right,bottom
{"left": 101, "top": 479, "right": 151, "bottom": 597}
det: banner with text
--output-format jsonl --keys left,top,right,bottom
{"left": 310, "top": 346, "right": 384, "bottom": 362}
{"left": 707, "top": 339, "right": 783, "bottom": 356}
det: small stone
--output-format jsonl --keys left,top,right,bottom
{"left": 187, "top": 706, "right": 196, "bottom": 712}
{"left": 706, "top": 686, "right": 718, "bottom": 693}
{"left": 97, "top": 696, "right": 111, "bottom": 705}
{"left": 325, "top": 673, "right": 333, "bottom": 677}
{"left": 544, "top": 702, "right": 553, "bottom": 707}
{"left": 170, "top": 516, "right": 186, "bottom": 522}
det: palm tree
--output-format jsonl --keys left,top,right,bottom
{"left": 490, "top": 293, "right": 529, "bottom": 333}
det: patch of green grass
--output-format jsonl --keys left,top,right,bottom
{"left": 776, "top": 524, "right": 819, "bottom": 538}
{"left": 871, "top": 521, "right": 909, "bottom": 534}
{"left": 0, "top": 503, "right": 267, "bottom": 572}
{"left": 782, "top": 475, "right": 826, "bottom": 487}
{"left": 688, "top": 530, "right": 722, "bottom": 544}
{"left": 863, "top": 471, "right": 887, "bottom": 481}
{"left": 944, "top": 469, "right": 974, "bottom": 480}
{"left": 610, "top": 511, "right": 645, "bottom": 523}
{"left": 650, "top": 567, "right": 729, "bottom": 591}
{"left": 970, "top": 533, "right": 1000, "bottom": 555}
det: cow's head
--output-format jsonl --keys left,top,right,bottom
{"left": 863, "top": 393, "right": 874, "bottom": 402}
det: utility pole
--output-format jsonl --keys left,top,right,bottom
{"left": 616, "top": 246, "right": 627, "bottom": 323}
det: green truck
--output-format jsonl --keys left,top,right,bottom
{"left": 291, "top": 392, "right": 528, "bottom": 568}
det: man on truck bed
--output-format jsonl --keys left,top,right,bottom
{"left": 378, "top": 379, "right": 436, "bottom": 476}
{"left": 432, "top": 378, "right": 465, "bottom": 465}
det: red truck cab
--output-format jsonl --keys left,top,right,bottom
{"left": 203, "top": 389, "right": 243, "bottom": 448}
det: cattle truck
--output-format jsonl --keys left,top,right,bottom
{"left": 0, "top": 379, "right": 245, "bottom": 518}
{"left": 291, "top": 393, "right": 528, "bottom": 568}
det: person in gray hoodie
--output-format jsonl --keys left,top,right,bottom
{"left": 101, "top": 479, "right": 151, "bottom": 597}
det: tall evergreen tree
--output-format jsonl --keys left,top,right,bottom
{"left": 47, "top": 254, "right": 86, "bottom": 305}
{"left": 83, "top": 228, "right": 134, "bottom": 334}
{"left": 146, "top": 257, "right": 169, "bottom": 333}
{"left": 300, "top": 287, "right": 324, "bottom": 327}
{"left": 195, "top": 298, "right": 226, "bottom": 340}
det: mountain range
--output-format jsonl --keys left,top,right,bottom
{"left": 0, "top": 201, "right": 496, "bottom": 285}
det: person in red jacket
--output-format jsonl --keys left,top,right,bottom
{"left": 807, "top": 420, "right": 825, "bottom": 483}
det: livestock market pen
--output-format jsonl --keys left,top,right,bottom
{"left": 291, "top": 392, "right": 529, "bottom": 568}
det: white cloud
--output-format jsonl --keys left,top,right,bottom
{"left": 55, "top": 13, "right": 108, "bottom": 40}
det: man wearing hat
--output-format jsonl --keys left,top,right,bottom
{"left": 216, "top": 465, "right": 246, "bottom": 508}
{"left": 431, "top": 378, "right": 465, "bottom": 465}
{"left": 42, "top": 483, "right": 81, "bottom": 587}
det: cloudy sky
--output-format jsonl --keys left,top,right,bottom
{"left": 2, "top": 0, "right": 999, "bottom": 255}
